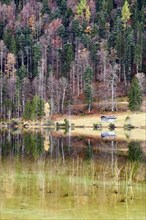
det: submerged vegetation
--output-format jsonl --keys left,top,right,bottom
{"left": 0, "top": 130, "right": 146, "bottom": 219}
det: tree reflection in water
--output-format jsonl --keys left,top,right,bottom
{"left": 124, "top": 142, "right": 144, "bottom": 199}
{"left": 0, "top": 130, "right": 146, "bottom": 220}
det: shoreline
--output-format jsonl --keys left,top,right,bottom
{"left": 0, "top": 123, "right": 146, "bottom": 129}
{"left": 0, "top": 126, "right": 146, "bottom": 142}
{"left": 0, "top": 111, "right": 146, "bottom": 129}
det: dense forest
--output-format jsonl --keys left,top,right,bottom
{"left": 0, "top": 0, "right": 146, "bottom": 119}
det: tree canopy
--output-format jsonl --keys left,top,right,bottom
{"left": 0, "top": 0, "right": 145, "bottom": 119}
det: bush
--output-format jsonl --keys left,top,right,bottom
{"left": 108, "top": 123, "right": 115, "bottom": 130}
{"left": 56, "top": 119, "right": 69, "bottom": 128}
{"left": 64, "top": 118, "right": 69, "bottom": 127}
{"left": 47, "top": 120, "right": 55, "bottom": 126}
{"left": 93, "top": 123, "right": 102, "bottom": 130}
{"left": 125, "top": 116, "right": 131, "bottom": 122}
{"left": 124, "top": 124, "right": 135, "bottom": 130}
{"left": 9, "top": 119, "right": 18, "bottom": 129}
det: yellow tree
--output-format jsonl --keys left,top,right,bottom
{"left": 28, "top": 15, "right": 36, "bottom": 35}
{"left": 76, "top": 0, "right": 91, "bottom": 22}
{"left": 122, "top": 0, "right": 131, "bottom": 28}
{"left": 5, "top": 53, "right": 16, "bottom": 120}
{"left": 44, "top": 102, "right": 50, "bottom": 121}
{"left": 5, "top": 53, "right": 16, "bottom": 78}
{"left": 0, "top": 40, "right": 7, "bottom": 115}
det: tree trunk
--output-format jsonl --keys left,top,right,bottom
{"left": 88, "top": 103, "right": 91, "bottom": 113}
{"left": 123, "top": 64, "right": 127, "bottom": 86}
{"left": 61, "top": 87, "right": 66, "bottom": 114}
{"left": 111, "top": 78, "right": 114, "bottom": 112}
{"left": 103, "top": 54, "right": 106, "bottom": 85}
{"left": 77, "top": 73, "right": 80, "bottom": 97}
{"left": 0, "top": 74, "right": 3, "bottom": 116}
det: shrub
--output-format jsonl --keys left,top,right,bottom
{"left": 93, "top": 123, "right": 102, "bottom": 130}
{"left": 108, "top": 123, "right": 116, "bottom": 130}
{"left": 124, "top": 124, "right": 135, "bottom": 130}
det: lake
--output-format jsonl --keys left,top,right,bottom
{"left": 0, "top": 129, "right": 146, "bottom": 220}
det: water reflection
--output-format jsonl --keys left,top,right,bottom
{"left": 0, "top": 130, "right": 146, "bottom": 220}
{"left": 123, "top": 142, "right": 145, "bottom": 201}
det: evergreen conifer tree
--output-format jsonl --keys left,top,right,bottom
{"left": 128, "top": 76, "right": 143, "bottom": 111}
{"left": 10, "top": 36, "right": 17, "bottom": 54}
{"left": 23, "top": 100, "right": 32, "bottom": 120}
{"left": 23, "top": 96, "right": 44, "bottom": 120}
{"left": 31, "top": 95, "right": 45, "bottom": 119}
{"left": 17, "top": 65, "right": 27, "bottom": 80}
{"left": 41, "top": 0, "right": 50, "bottom": 15}
{"left": 83, "top": 66, "right": 93, "bottom": 112}
{"left": 1, "top": 0, "right": 11, "bottom": 4}
{"left": 61, "top": 44, "right": 74, "bottom": 76}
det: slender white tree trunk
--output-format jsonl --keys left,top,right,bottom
{"left": 111, "top": 77, "right": 114, "bottom": 112}
{"left": 61, "top": 86, "right": 66, "bottom": 113}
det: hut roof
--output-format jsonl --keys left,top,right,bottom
{"left": 101, "top": 115, "right": 116, "bottom": 119}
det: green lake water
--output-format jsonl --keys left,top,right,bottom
{"left": 0, "top": 129, "right": 146, "bottom": 220}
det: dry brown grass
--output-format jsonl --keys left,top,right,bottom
{"left": 52, "top": 112, "right": 146, "bottom": 141}
{"left": 53, "top": 112, "right": 146, "bottom": 128}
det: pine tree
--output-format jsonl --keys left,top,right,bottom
{"left": 31, "top": 43, "right": 41, "bottom": 80}
{"left": 128, "top": 141, "right": 142, "bottom": 162}
{"left": 58, "top": 24, "right": 66, "bottom": 38}
{"left": 41, "top": 0, "right": 50, "bottom": 15}
{"left": 72, "top": 19, "right": 82, "bottom": 37}
{"left": 0, "top": 22, "right": 4, "bottom": 39}
{"left": 61, "top": 44, "right": 74, "bottom": 76}
{"left": 102, "top": 0, "right": 113, "bottom": 15}
{"left": 23, "top": 100, "right": 32, "bottom": 120}
{"left": 37, "top": 97, "right": 45, "bottom": 118}
{"left": 10, "top": 36, "right": 17, "bottom": 55}
{"left": 1, "top": 0, "right": 11, "bottom": 4}
{"left": 3, "top": 29, "right": 12, "bottom": 50}
{"left": 31, "top": 95, "right": 45, "bottom": 119}
{"left": 23, "top": 96, "right": 45, "bottom": 120}
{"left": 124, "top": 27, "right": 134, "bottom": 84}
{"left": 56, "top": 0, "right": 67, "bottom": 16}
{"left": 134, "top": 44, "right": 142, "bottom": 73}
{"left": 17, "top": 65, "right": 27, "bottom": 80}
{"left": 128, "top": 76, "right": 143, "bottom": 111}
{"left": 83, "top": 66, "right": 93, "bottom": 112}
{"left": 134, "top": 21, "right": 143, "bottom": 73}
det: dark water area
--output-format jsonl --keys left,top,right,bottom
{"left": 0, "top": 129, "right": 146, "bottom": 220}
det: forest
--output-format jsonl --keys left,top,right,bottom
{"left": 0, "top": 0, "right": 146, "bottom": 119}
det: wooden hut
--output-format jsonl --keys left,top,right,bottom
{"left": 100, "top": 115, "right": 116, "bottom": 123}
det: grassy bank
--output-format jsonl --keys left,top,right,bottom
{"left": 53, "top": 112, "right": 146, "bottom": 128}
{"left": 0, "top": 111, "right": 145, "bottom": 130}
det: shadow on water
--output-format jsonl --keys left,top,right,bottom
{"left": 0, "top": 129, "right": 146, "bottom": 220}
